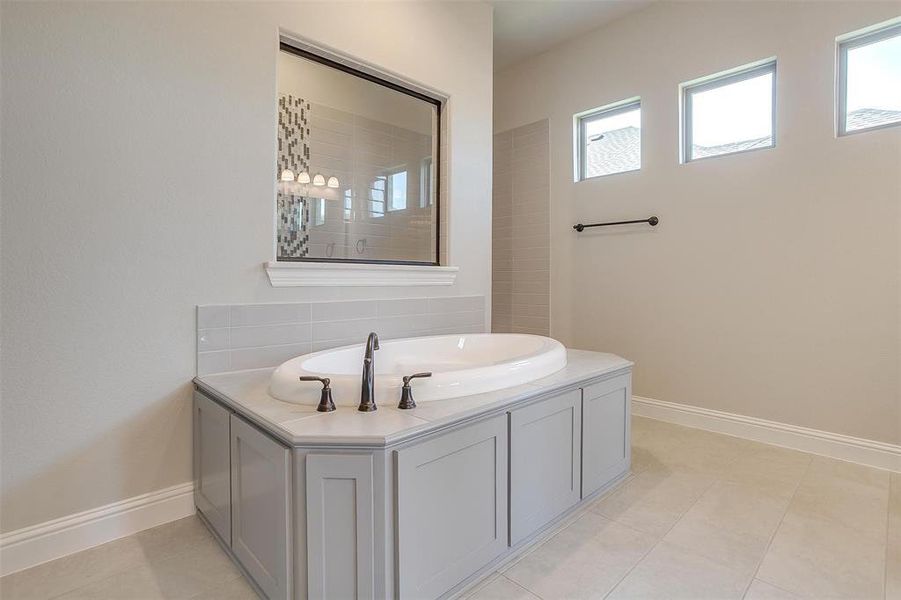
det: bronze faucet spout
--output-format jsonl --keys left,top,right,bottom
{"left": 359, "top": 332, "right": 379, "bottom": 411}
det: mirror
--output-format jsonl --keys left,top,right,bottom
{"left": 276, "top": 42, "right": 440, "bottom": 265}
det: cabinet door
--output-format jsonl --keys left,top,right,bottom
{"left": 396, "top": 415, "right": 508, "bottom": 599}
{"left": 193, "top": 391, "right": 231, "bottom": 544}
{"left": 509, "top": 389, "right": 581, "bottom": 545}
{"left": 582, "top": 374, "right": 631, "bottom": 498}
{"left": 230, "top": 415, "right": 291, "bottom": 600}
{"left": 305, "top": 454, "right": 375, "bottom": 600}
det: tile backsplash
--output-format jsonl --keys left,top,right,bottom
{"left": 196, "top": 295, "right": 485, "bottom": 375}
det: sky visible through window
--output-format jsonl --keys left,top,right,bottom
{"left": 848, "top": 32, "right": 901, "bottom": 112}
{"left": 691, "top": 72, "right": 773, "bottom": 148}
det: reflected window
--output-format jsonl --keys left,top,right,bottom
{"left": 420, "top": 158, "right": 433, "bottom": 207}
{"left": 343, "top": 189, "right": 353, "bottom": 221}
{"left": 369, "top": 177, "right": 386, "bottom": 218}
{"left": 388, "top": 170, "right": 407, "bottom": 211}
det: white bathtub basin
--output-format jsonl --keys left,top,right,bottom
{"left": 268, "top": 333, "right": 567, "bottom": 406}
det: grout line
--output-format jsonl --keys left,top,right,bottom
{"left": 882, "top": 474, "right": 896, "bottom": 600}
{"left": 743, "top": 454, "right": 813, "bottom": 599}
{"left": 502, "top": 574, "right": 543, "bottom": 599}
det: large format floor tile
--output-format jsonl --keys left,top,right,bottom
{"left": 743, "top": 578, "right": 801, "bottom": 600}
{"left": 756, "top": 457, "right": 890, "bottom": 599}
{"left": 590, "top": 463, "right": 715, "bottom": 537}
{"left": 606, "top": 541, "right": 752, "bottom": 599}
{"left": 465, "top": 574, "right": 540, "bottom": 600}
{"left": 662, "top": 480, "right": 792, "bottom": 575}
{"left": 504, "top": 512, "right": 657, "bottom": 599}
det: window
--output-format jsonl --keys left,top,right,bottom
{"left": 838, "top": 22, "right": 901, "bottom": 135}
{"left": 420, "top": 157, "right": 433, "bottom": 208}
{"left": 308, "top": 198, "right": 326, "bottom": 226}
{"left": 575, "top": 99, "right": 641, "bottom": 181}
{"left": 343, "top": 189, "right": 353, "bottom": 221}
{"left": 369, "top": 176, "right": 386, "bottom": 218}
{"left": 682, "top": 60, "right": 776, "bottom": 162}
{"left": 387, "top": 170, "right": 408, "bottom": 211}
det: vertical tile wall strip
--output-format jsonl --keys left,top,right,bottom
{"left": 492, "top": 120, "right": 550, "bottom": 335}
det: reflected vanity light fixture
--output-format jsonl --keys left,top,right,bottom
{"left": 312, "top": 173, "right": 326, "bottom": 186}
{"left": 297, "top": 171, "right": 311, "bottom": 184}
{"left": 327, "top": 176, "right": 340, "bottom": 189}
{"left": 280, "top": 169, "right": 295, "bottom": 182}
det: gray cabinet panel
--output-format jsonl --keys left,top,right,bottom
{"left": 396, "top": 415, "right": 508, "bottom": 599}
{"left": 509, "top": 390, "right": 582, "bottom": 545}
{"left": 305, "top": 454, "right": 374, "bottom": 600}
{"left": 231, "top": 415, "right": 292, "bottom": 600}
{"left": 193, "top": 391, "right": 232, "bottom": 545}
{"left": 582, "top": 375, "right": 631, "bottom": 498}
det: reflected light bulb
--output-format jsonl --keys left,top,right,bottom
{"left": 327, "top": 176, "right": 339, "bottom": 189}
{"left": 297, "top": 171, "right": 311, "bottom": 184}
{"left": 280, "top": 169, "right": 295, "bottom": 182}
{"left": 312, "top": 173, "right": 326, "bottom": 186}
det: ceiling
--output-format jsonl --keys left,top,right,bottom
{"left": 492, "top": 0, "right": 654, "bottom": 70}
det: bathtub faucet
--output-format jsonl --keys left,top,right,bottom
{"left": 359, "top": 332, "right": 380, "bottom": 412}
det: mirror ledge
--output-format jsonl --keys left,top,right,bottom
{"left": 264, "top": 261, "right": 458, "bottom": 287}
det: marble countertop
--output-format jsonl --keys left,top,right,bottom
{"left": 194, "top": 349, "right": 632, "bottom": 447}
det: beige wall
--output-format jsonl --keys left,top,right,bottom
{"left": 495, "top": 1, "right": 901, "bottom": 444}
{"left": 0, "top": 1, "right": 493, "bottom": 532}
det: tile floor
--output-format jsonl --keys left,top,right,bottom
{"left": 2, "top": 416, "right": 899, "bottom": 599}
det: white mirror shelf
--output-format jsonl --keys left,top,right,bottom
{"left": 264, "top": 261, "right": 458, "bottom": 287}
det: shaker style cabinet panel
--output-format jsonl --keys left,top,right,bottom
{"left": 193, "top": 391, "right": 232, "bottom": 545}
{"left": 230, "top": 415, "right": 292, "bottom": 600}
{"left": 581, "top": 375, "right": 631, "bottom": 498}
{"left": 395, "top": 415, "right": 508, "bottom": 599}
{"left": 509, "top": 389, "right": 582, "bottom": 545}
{"left": 305, "top": 454, "right": 375, "bottom": 600}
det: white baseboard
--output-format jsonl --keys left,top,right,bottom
{"left": 632, "top": 396, "right": 901, "bottom": 473}
{"left": 0, "top": 481, "right": 195, "bottom": 577}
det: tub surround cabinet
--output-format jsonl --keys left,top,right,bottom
{"left": 192, "top": 350, "right": 632, "bottom": 599}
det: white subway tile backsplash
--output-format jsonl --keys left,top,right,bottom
{"left": 197, "top": 350, "right": 230, "bottom": 376}
{"left": 379, "top": 314, "right": 432, "bottom": 338}
{"left": 230, "top": 323, "right": 312, "bottom": 349}
{"left": 430, "top": 310, "right": 484, "bottom": 330}
{"left": 230, "top": 343, "right": 313, "bottom": 371}
{"left": 312, "top": 318, "right": 382, "bottom": 343}
{"left": 197, "top": 328, "right": 229, "bottom": 352}
{"left": 312, "top": 299, "right": 378, "bottom": 322}
{"left": 428, "top": 295, "right": 484, "bottom": 314}
{"left": 229, "top": 303, "right": 310, "bottom": 326}
{"left": 196, "top": 295, "right": 486, "bottom": 375}
{"left": 197, "top": 305, "right": 229, "bottom": 328}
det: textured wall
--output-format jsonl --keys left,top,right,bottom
{"left": 492, "top": 120, "right": 551, "bottom": 335}
{"left": 495, "top": 1, "right": 901, "bottom": 444}
{"left": 0, "top": 1, "right": 493, "bottom": 532}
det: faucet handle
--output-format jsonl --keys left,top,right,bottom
{"left": 299, "top": 376, "right": 335, "bottom": 413}
{"left": 398, "top": 372, "right": 432, "bottom": 410}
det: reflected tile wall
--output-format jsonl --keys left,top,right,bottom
{"left": 196, "top": 296, "right": 485, "bottom": 375}
{"left": 492, "top": 120, "right": 550, "bottom": 335}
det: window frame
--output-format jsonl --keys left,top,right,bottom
{"left": 681, "top": 59, "right": 777, "bottom": 163}
{"left": 837, "top": 22, "right": 901, "bottom": 137}
{"left": 574, "top": 98, "right": 641, "bottom": 182}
